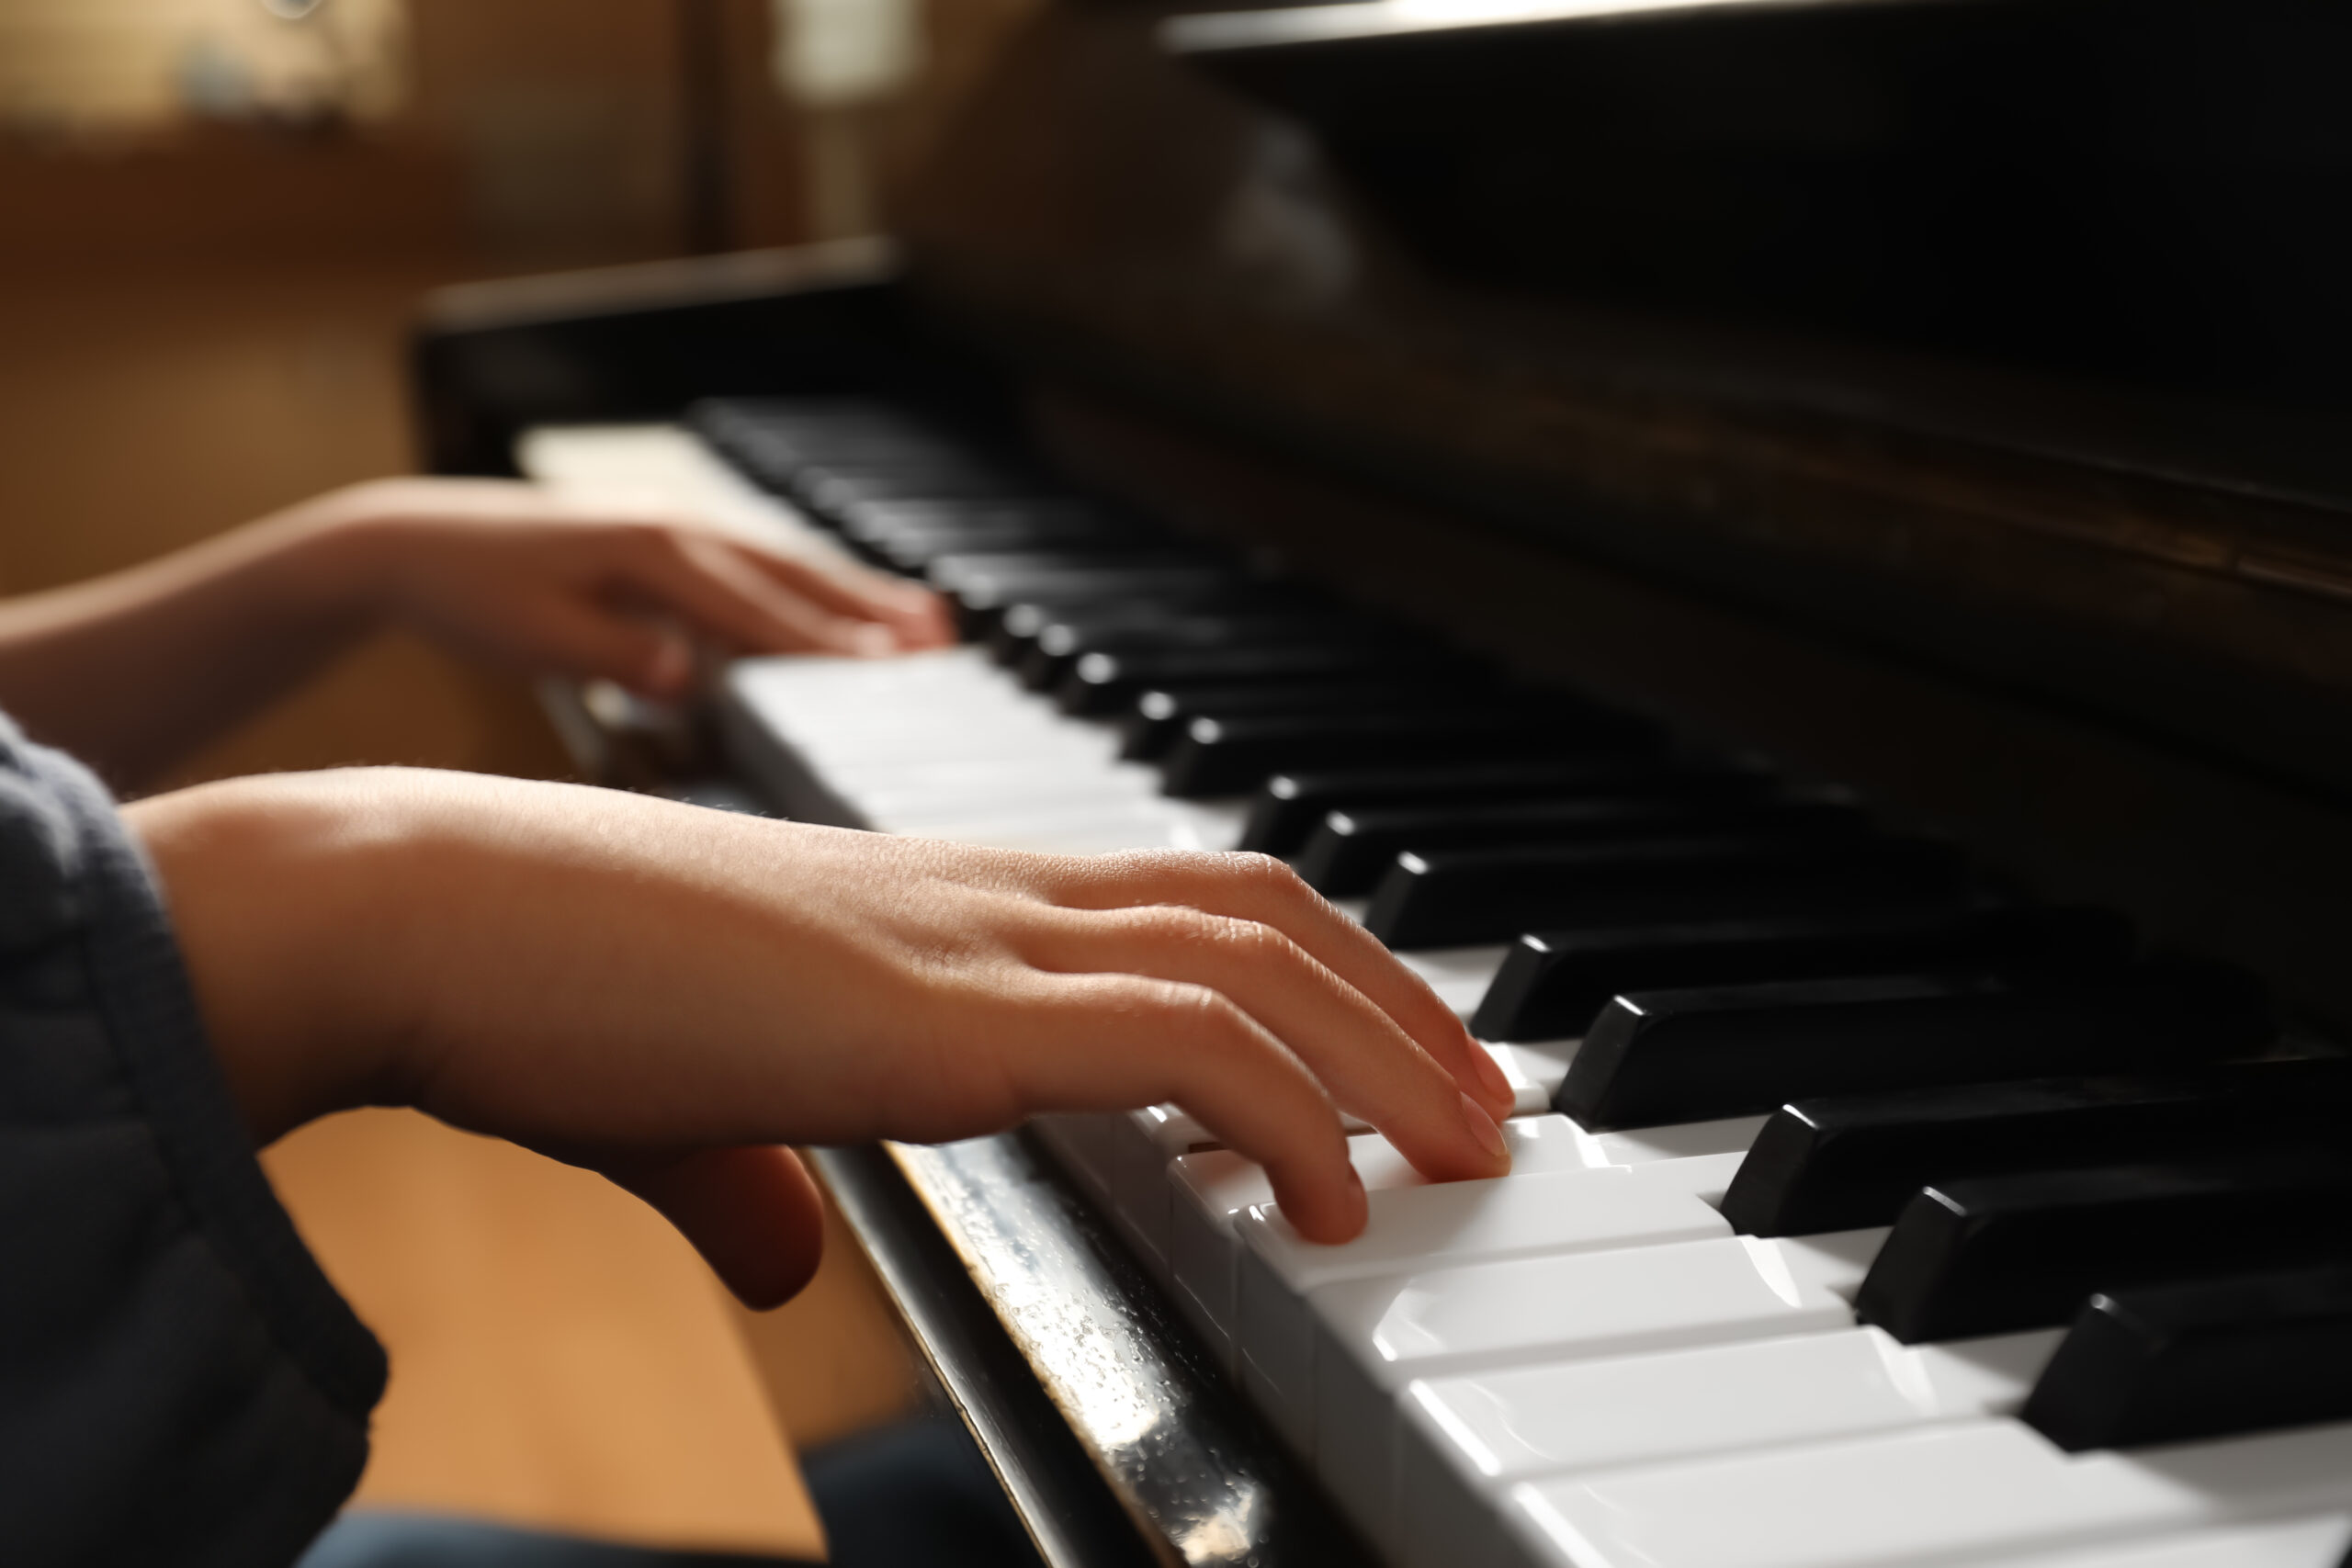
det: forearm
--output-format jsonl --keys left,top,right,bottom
{"left": 0, "top": 506, "right": 380, "bottom": 789}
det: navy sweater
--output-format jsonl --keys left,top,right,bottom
{"left": 0, "top": 716, "right": 384, "bottom": 1564}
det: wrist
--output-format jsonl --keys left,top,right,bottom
{"left": 124, "top": 771, "right": 431, "bottom": 1145}
{"left": 237, "top": 484, "right": 417, "bottom": 634}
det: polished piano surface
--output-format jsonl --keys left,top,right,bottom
{"left": 420, "top": 1, "right": 2352, "bottom": 1563}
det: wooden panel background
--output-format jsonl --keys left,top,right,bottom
{"left": 0, "top": 256, "right": 922, "bottom": 1555}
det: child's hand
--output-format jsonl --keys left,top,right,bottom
{"left": 298, "top": 478, "right": 954, "bottom": 694}
{"left": 128, "top": 771, "right": 1518, "bottom": 1306}
{"left": 0, "top": 475, "right": 952, "bottom": 787}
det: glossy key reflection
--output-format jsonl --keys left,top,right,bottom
{"left": 1721, "top": 1055, "right": 2352, "bottom": 1236}
{"left": 1556, "top": 961, "right": 2271, "bottom": 1129}
{"left": 1856, "top": 1151, "right": 2352, "bottom": 1342}
{"left": 663, "top": 400, "right": 2352, "bottom": 1568}
{"left": 1472, "top": 904, "right": 2132, "bottom": 1042}
{"left": 2022, "top": 1266, "right": 2352, "bottom": 1452}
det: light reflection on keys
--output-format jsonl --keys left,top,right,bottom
{"left": 533, "top": 423, "right": 2352, "bottom": 1568}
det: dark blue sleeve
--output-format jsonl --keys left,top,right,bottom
{"left": 0, "top": 717, "right": 386, "bottom": 1566}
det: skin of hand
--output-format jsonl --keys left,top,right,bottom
{"left": 125, "top": 769, "right": 1518, "bottom": 1309}
{"left": 310, "top": 479, "right": 955, "bottom": 689}
{"left": 0, "top": 477, "right": 953, "bottom": 789}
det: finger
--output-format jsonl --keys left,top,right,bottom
{"left": 513, "top": 598, "right": 695, "bottom": 696}
{"left": 1008, "top": 972, "right": 1369, "bottom": 1243}
{"left": 613, "top": 529, "right": 898, "bottom": 657}
{"left": 733, "top": 546, "right": 956, "bottom": 649}
{"left": 879, "top": 586, "right": 956, "bottom": 649}
{"left": 607, "top": 1145, "right": 827, "bottom": 1310}
{"left": 1022, "top": 904, "right": 1507, "bottom": 1183}
{"left": 1048, "top": 851, "right": 1517, "bottom": 1119}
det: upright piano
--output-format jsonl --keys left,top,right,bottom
{"left": 413, "top": 2, "right": 2352, "bottom": 1563}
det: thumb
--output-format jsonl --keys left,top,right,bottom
{"left": 606, "top": 1145, "right": 827, "bottom": 1309}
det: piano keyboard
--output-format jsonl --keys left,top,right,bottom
{"left": 519, "top": 405, "right": 2352, "bottom": 1568}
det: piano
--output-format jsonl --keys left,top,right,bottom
{"left": 412, "top": 2, "right": 2352, "bottom": 1564}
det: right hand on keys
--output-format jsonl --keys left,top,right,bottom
{"left": 127, "top": 769, "right": 1517, "bottom": 1307}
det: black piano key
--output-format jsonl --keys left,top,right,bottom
{"left": 1295, "top": 795, "right": 1866, "bottom": 897}
{"left": 2021, "top": 1267, "right": 2352, "bottom": 1451}
{"left": 1855, "top": 1151, "right": 2352, "bottom": 1343}
{"left": 1160, "top": 708, "right": 1664, "bottom": 799}
{"left": 1363, "top": 834, "right": 1972, "bottom": 950}
{"left": 1721, "top": 1053, "right": 2348, "bottom": 1237}
{"left": 931, "top": 558, "right": 1239, "bottom": 631}
{"left": 927, "top": 547, "right": 1225, "bottom": 596}
{"left": 995, "top": 581, "right": 1267, "bottom": 637}
{"left": 1119, "top": 679, "right": 1476, "bottom": 761}
{"left": 1018, "top": 612, "right": 1376, "bottom": 691}
{"left": 835, "top": 497, "right": 1121, "bottom": 544}
{"left": 694, "top": 412, "right": 958, "bottom": 493}
{"left": 1057, "top": 643, "right": 1463, "bottom": 716}
{"left": 991, "top": 592, "right": 1297, "bottom": 665}
{"left": 846, "top": 509, "right": 1145, "bottom": 572}
{"left": 1237, "top": 759, "right": 1757, "bottom": 857}
{"left": 1471, "top": 904, "right": 2134, "bottom": 1042}
{"left": 999, "top": 592, "right": 1344, "bottom": 657}
{"left": 796, "top": 466, "right": 1033, "bottom": 519}
{"left": 1558, "top": 961, "right": 2270, "bottom": 1129}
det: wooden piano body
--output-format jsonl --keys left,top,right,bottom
{"left": 412, "top": 2, "right": 2352, "bottom": 1562}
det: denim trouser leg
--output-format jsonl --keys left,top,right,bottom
{"left": 298, "top": 1416, "right": 1045, "bottom": 1568}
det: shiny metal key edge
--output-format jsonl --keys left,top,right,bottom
{"left": 706, "top": 694, "right": 1372, "bottom": 1567}
{"left": 814, "top": 1135, "right": 1373, "bottom": 1568}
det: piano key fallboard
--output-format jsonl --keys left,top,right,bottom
{"left": 521, "top": 406, "right": 2352, "bottom": 1568}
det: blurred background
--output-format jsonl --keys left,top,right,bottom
{"left": 0, "top": 0, "right": 1046, "bottom": 1555}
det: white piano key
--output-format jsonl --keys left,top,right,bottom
{"left": 1308, "top": 1227, "right": 1883, "bottom": 1551}
{"left": 1103, "top": 1036, "right": 1570, "bottom": 1269}
{"left": 1946, "top": 1514, "right": 2352, "bottom": 1568}
{"left": 1168, "top": 1115, "right": 1599, "bottom": 1370}
{"left": 1396, "top": 1325, "right": 2063, "bottom": 1568}
{"left": 573, "top": 427, "right": 2352, "bottom": 1568}
{"left": 520, "top": 423, "right": 842, "bottom": 554}
{"left": 1235, "top": 1161, "right": 1750, "bottom": 1457}
{"left": 813, "top": 728, "right": 1124, "bottom": 774}
{"left": 1487, "top": 1042, "right": 1572, "bottom": 1113}
{"left": 1397, "top": 943, "right": 1513, "bottom": 1019}
{"left": 1570, "top": 1112, "right": 1771, "bottom": 1166}
{"left": 1163, "top": 798, "right": 1252, "bottom": 850}
{"left": 1109, "top": 1042, "right": 1555, "bottom": 1282}
{"left": 1508, "top": 1418, "right": 2352, "bottom": 1568}
{"left": 731, "top": 647, "right": 1000, "bottom": 706}
{"left": 1243, "top": 1155, "right": 1747, "bottom": 1297}
{"left": 1108, "top": 1105, "right": 1223, "bottom": 1280}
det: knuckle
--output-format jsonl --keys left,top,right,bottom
{"left": 1230, "top": 918, "right": 1303, "bottom": 964}
{"left": 1116, "top": 902, "right": 1219, "bottom": 945}
{"left": 1095, "top": 846, "right": 1191, "bottom": 881}
{"left": 1227, "top": 849, "right": 1308, "bottom": 897}
{"left": 1141, "top": 977, "right": 1250, "bottom": 1040}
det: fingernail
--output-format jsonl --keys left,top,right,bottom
{"left": 1459, "top": 1091, "right": 1510, "bottom": 1165}
{"left": 1469, "top": 1039, "right": 1514, "bottom": 1106}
